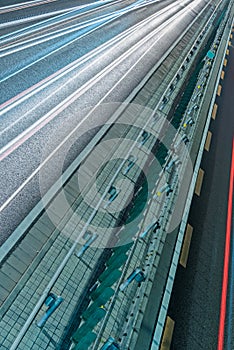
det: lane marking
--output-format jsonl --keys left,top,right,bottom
{"left": 179, "top": 224, "right": 193, "bottom": 268}
{"left": 217, "top": 138, "right": 234, "bottom": 350}
{"left": 221, "top": 70, "right": 225, "bottom": 80}
{"left": 224, "top": 58, "right": 228, "bottom": 67}
{"left": 204, "top": 131, "right": 212, "bottom": 152}
{"left": 160, "top": 316, "right": 175, "bottom": 350}
{"left": 217, "top": 84, "right": 222, "bottom": 96}
{"left": 212, "top": 103, "right": 218, "bottom": 120}
{"left": 195, "top": 168, "right": 204, "bottom": 196}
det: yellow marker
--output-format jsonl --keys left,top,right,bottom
{"left": 180, "top": 224, "right": 193, "bottom": 268}
{"left": 197, "top": 85, "right": 201, "bottom": 89}
{"left": 160, "top": 316, "right": 175, "bottom": 350}
{"left": 147, "top": 251, "right": 155, "bottom": 257}
{"left": 205, "top": 131, "right": 212, "bottom": 152}
{"left": 212, "top": 103, "right": 218, "bottom": 120}
{"left": 226, "top": 49, "right": 230, "bottom": 55}
{"left": 231, "top": 34, "right": 233, "bottom": 38}
{"left": 229, "top": 41, "right": 231, "bottom": 46}
{"left": 217, "top": 84, "right": 222, "bottom": 96}
{"left": 157, "top": 192, "right": 161, "bottom": 196}
{"left": 195, "top": 168, "right": 204, "bottom": 196}
{"left": 221, "top": 70, "right": 225, "bottom": 80}
{"left": 183, "top": 123, "right": 187, "bottom": 128}
{"left": 224, "top": 58, "right": 228, "bottom": 66}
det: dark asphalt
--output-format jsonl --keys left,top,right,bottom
{"left": 168, "top": 35, "right": 234, "bottom": 349}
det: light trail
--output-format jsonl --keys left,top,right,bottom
{"left": 0, "top": 0, "right": 186, "bottom": 117}
{"left": 217, "top": 138, "right": 234, "bottom": 350}
{"left": 0, "top": 0, "right": 129, "bottom": 40}
{"left": 0, "top": 2, "right": 142, "bottom": 57}
{"left": 0, "top": 0, "right": 151, "bottom": 82}
{"left": 0, "top": 8, "right": 78, "bottom": 29}
{"left": 0, "top": 0, "right": 58, "bottom": 13}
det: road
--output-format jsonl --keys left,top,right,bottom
{"left": 168, "top": 29, "right": 234, "bottom": 349}
{"left": 0, "top": 0, "right": 211, "bottom": 244}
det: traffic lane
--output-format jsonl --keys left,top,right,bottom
{"left": 0, "top": 0, "right": 176, "bottom": 101}
{"left": 0, "top": 0, "right": 138, "bottom": 50}
{"left": 0, "top": 2, "right": 195, "bottom": 149}
{"left": 0, "top": 17, "right": 56, "bottom": 37}
{"left": 0, "top": 0, "right": 94, "bottom": 7}
{"left": 168, "top": 46, "right": 234, "bottom": 349}
{"left": 0, "top": 0, "right": 104, "bottom": 24}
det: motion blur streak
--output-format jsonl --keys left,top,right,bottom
{"left": 217, "top": 138, "right": 234, "bottom": 350}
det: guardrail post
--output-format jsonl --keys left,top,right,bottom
{"left": 76, "top": 232, "right": 98, "bottom": 258}
{"left": 119, "top": 268, "right": 146, "bottom": 291}
{"left": 37, "top": 293, "right": 63, "bottom": 328}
